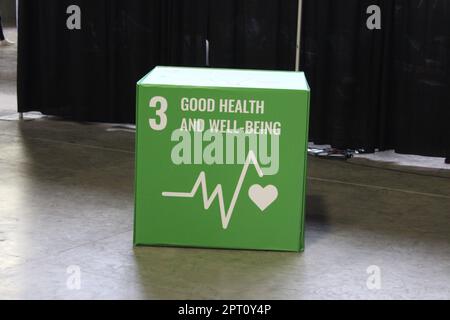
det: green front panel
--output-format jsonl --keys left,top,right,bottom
{"left": 134, "top": 84, "right": 309, "bottom": 252}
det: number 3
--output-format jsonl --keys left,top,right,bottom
{"left": 149, "top": 96, "right": 168, "bottom": 131}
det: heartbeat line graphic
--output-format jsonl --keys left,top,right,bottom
{"left": 162, "top": 151, "right": 264, "bottom": 229}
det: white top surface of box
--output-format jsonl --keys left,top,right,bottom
{"left": 140, "top": 66, "right": 309, "bottom": 91}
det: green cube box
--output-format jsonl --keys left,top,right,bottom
{"left": 134, "top": 66, "right": 310, "bottom": 252}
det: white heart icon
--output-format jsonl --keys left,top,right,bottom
{"left": 248, "top": 184, "right": 278, "bottom": 211}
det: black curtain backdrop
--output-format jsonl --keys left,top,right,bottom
{"left": 17, "top": 0, "right": 450, "bottom": 157}
{"left": 301, "top": 0, "right": 450, "bottom": 157}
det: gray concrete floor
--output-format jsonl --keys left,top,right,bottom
{"left": 0, "top": 118, "right": 449, "bottom": 299}
{"left": 1, "top": 29, "right": 450, "bottom": 299}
